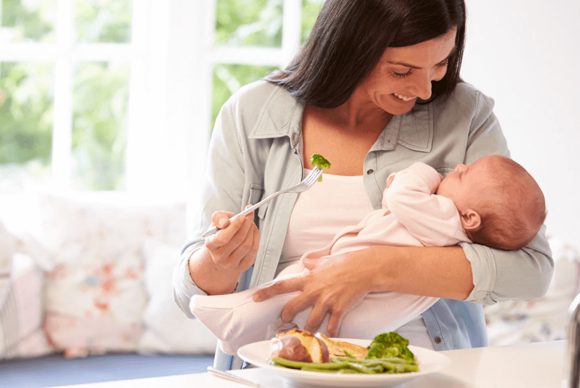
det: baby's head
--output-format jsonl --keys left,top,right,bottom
{"left": 436, "top": 155, "right": 546, "bottom": 250}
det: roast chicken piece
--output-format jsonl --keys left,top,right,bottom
{"left": 315, "top": 332, "right": 369, "bottom": 359}
{"left": 270, "top": 328, "right": 369, "bottom": 363}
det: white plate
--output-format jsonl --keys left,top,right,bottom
{"left": 238, "top": 339, "right": 452, "bottom": 388}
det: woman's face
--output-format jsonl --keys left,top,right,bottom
{"left": 358, "top": 28, "right": 457, "bottom": 116}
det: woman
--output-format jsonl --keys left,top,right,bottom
{"left": 174, "top": 0, "right": 553, "bottom": 369}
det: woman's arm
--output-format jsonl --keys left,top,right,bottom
{"left": 459, "top": 89, "right": 553, "bottom": 304}
{"left": 253, "top": 245, "right": 472, "bottom": 336}
{"left": 173, "top": 96, "right": 259, "bottom": 316}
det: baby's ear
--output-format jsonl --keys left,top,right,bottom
{"left": 460, "top": 209, "right": 482, "bottom": 232}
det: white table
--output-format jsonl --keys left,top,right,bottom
{"left": 57, "top": 340, "right": 568, "bottom": 388}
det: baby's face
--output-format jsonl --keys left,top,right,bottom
{"left": 436, "top": 157, "right": 493, "bottom": 213}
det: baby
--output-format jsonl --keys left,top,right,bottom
{"left": 190, "top": 155, "right": 546, "bottom": 355}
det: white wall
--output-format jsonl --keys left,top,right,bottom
{"left": 462, "top": 0, "right": 580, "bottom": 247}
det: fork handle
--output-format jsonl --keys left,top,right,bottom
{"left": 201, "top": 191, "right": 282, "bottom": 238}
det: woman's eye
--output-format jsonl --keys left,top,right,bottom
{"left": 393, "top": 70, "right": 412, "bottom": 78}
{"left": 436, "top": 59, "right": 449, "bottom": 68}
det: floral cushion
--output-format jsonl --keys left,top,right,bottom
{"left": 38, "top": 194, "right": 187, "bottom": 356}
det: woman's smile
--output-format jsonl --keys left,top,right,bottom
{"left": 392, "top": 93, "right": 417, "bottom": 102}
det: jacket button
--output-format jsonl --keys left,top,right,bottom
{"left": 434, "top": 336, "right": 442, "bottom": 344}
{"left": 366, "top": 169, "right": 374, "bottom": 175}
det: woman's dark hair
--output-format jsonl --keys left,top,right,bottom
{"left": 265, "top": 0, "right": 466, "bottom": 109}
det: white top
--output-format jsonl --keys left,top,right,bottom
{"left": 280, "top": 169, "right": 374, "bottom": 271}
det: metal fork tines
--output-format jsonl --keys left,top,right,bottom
{"left": 202, "top": 167, "right": 323, "bottom": 238}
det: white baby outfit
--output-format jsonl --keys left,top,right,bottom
{"left": 190, "top": 162, "right": 471, "bottom": 355}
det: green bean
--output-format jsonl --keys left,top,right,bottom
{"left": 337, "top": 368, "right": 359, "bottom": 374}
{"left": 394, "top": 363, "right": 420, "bottom": 373}
{"left": 300, "top": 367, "right": 340, "bottom": 373}
{"left": 342, "top": 349, "right": 356, "bottom": 359}
{"left": 375, "top": 357, "right": 417, "bottom": 364}
{"left": 379, "top": 362, "right": 396, "bottom": 372}
{"left": 270, "top": 355, "right": 419, "bottom": 375}
{"left": 334, "top": 357, "right": 416, "bottom": 365}
{"left": 270, "top": 358, "right": 348, "bottom": 370}
{"left": 346, "top": 362, "right": 377, "bottom": 374}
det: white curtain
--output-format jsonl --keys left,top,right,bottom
{"left": 126, "top": 1, "right": 214, "bottom": 202}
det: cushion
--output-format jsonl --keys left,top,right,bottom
{"left": 0, "top": 219, "right": 52, "bottom": 360}
{"left": 0, "top": 251, "right": 52, "bottom": 360}
{"left": 38, "top": 193, "right": 187, "bottom": 356}
{"left": 484, "top": 237, "right": 580, "bottom": 345}
{"left": 138, "top": 239, "right": 217, "bottom": 354}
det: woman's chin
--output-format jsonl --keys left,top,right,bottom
{"left": 381, "top": 103, "right": 415, "bottom": 116}
{"left": 380, "top": 94, "right": 417, "bottom": 116}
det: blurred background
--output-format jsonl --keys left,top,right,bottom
{"left": 0, "top": 2, "right": 579, "bottom": 383}
{"left": 0, "top": 0, "right": 324, "bottom": 197}
{"left": 1, "top": 0, "right": 578, "bottom": 244}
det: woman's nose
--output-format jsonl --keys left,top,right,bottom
{"left": 410, "top": 72, "right": 433, "bottom": 100}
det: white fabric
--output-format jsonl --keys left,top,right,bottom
{"left": 138, "top": 239, "right": 217, "bottom": 354}
{"left": 191, "top": 163, "right": 470, "bottom": 355}
{"left": 0, "top": 219, "right": 52, "bottom": 360}
{"left": 280, "top": 171, "right": 374, "bottom": 267}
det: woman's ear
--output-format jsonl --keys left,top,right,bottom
{"left": 460, "top": 209, "right": 481, "bottom": 232}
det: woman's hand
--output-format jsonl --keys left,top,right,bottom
{"left": 253, "top": 248, "right": 380, "bottom": 337}
{"left": 205, "top": 208, "right": 260, "bottom": 273}
{"left": 188, "top": 208, "right": 259, "bottom": 296}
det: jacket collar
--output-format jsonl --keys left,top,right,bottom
{"left": 249, "top": 84, "right": 433, "bottom": 153}
{"left": 249, "top": 85, "right": 304, "bottom": 149}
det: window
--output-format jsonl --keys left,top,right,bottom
{"left": 210, "top": 0, "right": 324, "bottom": 129}
{"left": 0, "top": 0, "right": 132, "bottom": 192}
{"left": 0, "top": 0, "right": 324, "bottom": 197}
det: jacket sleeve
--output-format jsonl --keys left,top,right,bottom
{"left": 386, "top": 163, "right": 467, "bottom": 246}
{"left": 459, "top": 90, "right": 553, "bottom": 305}
{"left": 173, "top": 97, "right": 247, "bottom": 318}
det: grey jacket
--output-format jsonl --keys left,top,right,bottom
{"left": 174, "top": 80, "right": 553, "bottom": 365}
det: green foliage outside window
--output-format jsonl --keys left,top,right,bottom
{"left": 72, "top": 62, "right": 130, "bottom": 191}
{"left": 211, "top": 0, "right": 324, "bottom": 130}
{"left": 301, "top": 0, "right": 324, "bottom": 45}
{"left": 0, "top": 0, "right": 132, "bottom": 192}
{"left": 0, "top": 0, "right": 56, "bottom": 43}
{"left": 1, "top": 0, "right": 324, "bottom": 191}
{"left": 0, "top": 62, "right": 53, "bottom": 165}
{"left": 215, "top": 0, "right": 283, "bottom": 48}
{"left": 74, "top": 0, "right": 132, "bottom": 43}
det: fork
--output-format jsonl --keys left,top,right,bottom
{"left": 202, "top": 167, "right": 323, "bottom": 238}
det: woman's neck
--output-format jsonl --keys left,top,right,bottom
{"left": 313, "top": 91, "right": 393, "bottom": 131}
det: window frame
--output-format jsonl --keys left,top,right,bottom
{"left": 0, "top": 0, "right": 132, "bottom": 191}
{"left": 0, "top": 0, "right": 305, "bottom": 199}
